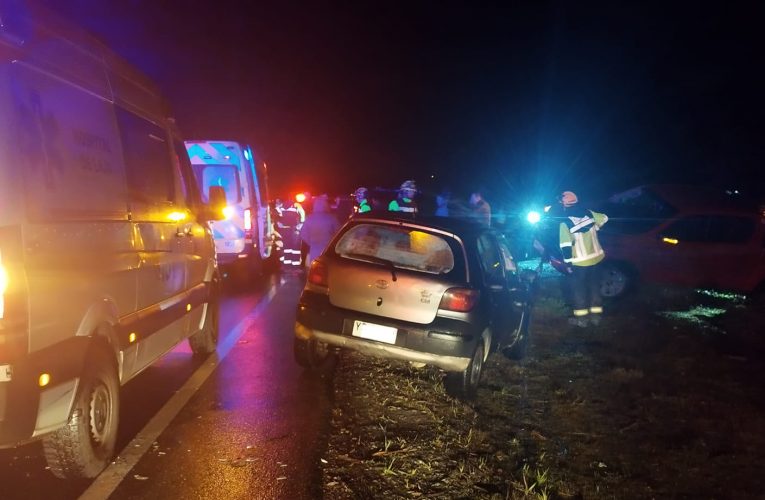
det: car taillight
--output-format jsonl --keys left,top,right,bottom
{"left": 308, "top": 260, "right": 328, "bottom": 287}
{"left": 439, "top": 288, "right": 479, "bottom": 312}
{"left": 244, "top": 208, "right": 252, "bottom": 230}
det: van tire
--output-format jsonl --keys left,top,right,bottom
{"left": 42, "top": 352, "right": 119, "bottom": 479}
{"left": 444, "top": 341, "right": 484, "bottom": 400}
{"left": 189, "top": 283, "right": 220, "bottom": 356}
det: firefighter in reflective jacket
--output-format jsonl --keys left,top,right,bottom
{"left": 388, "top": 180, "right": 418, "bottom": 213}
{"left": 277, "top": 201, "right": 303, "bottom": 267}
{"left": 558, "top": 191, "right": 609, "bottom": 327}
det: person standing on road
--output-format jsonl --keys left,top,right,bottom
{"left": 469, "top": 191, "right": 491, "bottom": 227}
{"left": 388, "top": 180, "right": 418, "bottom": 214}
{"left": 558, "top": 191, "right": 609, "bottom": 327}
{"left": 277, "top": 200, "right": 303, "bottom": 268}
{"left": 434, "top": 189, "right": 450, "bottom": 217}
{"left": 301, "top": 195, "right": 341, "bottom": 269}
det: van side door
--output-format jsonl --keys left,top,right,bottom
{"left": 115, "top": 108, "right": 187, "bottom": 370}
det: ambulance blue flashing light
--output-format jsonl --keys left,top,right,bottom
{"left": 526, "top": 211, "right": 541, "bottom": 224}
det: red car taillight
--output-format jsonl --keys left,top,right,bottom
{"left": 308, "top": 260, "right": 328, "bottom": 287}
{"left": 439, "top": 288, "right": 480, "bottom": 312}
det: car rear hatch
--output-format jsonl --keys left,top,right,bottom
{"left": 327, "top": 222, "right": 465, "bottom": 324}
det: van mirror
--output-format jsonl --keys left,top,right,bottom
{"left": 203, "top": 185, "right": 227, "bottom": 221}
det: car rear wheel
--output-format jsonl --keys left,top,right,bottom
{"left": 294, "top": 337, "right": 333, "bottom": 370}
{"left": 600, "top": 262, "right": 632, "bottom": 298}
{"left": 42, "top": 350, "right": 119, "bottom": 479}
{"left": 444, "top": 340, "right": 484, "bottom": 400}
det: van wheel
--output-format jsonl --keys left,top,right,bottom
{"left": 189, "top": 283, "right": 220, "bottom": 356}
{"left": 294, "top": 338, "right": 332, "bottom": 370}
{"left": 502, "top": 306, "right": 532, "bottom": 360}
{"left": 444, "top": 341, "right": 484, "bottom": 400}
{"left": 42, "top": 353, "right": 119, "bottom": 479}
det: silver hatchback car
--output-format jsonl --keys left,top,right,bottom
{"left": 294, "top": 214, "right": 536, "bottom": 398}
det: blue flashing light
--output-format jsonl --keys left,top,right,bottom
{"left": 526, "top": 211, "right": 541, "bottom": 224}
{"left": 244, "top": 148, "right": 251, "bottom": 161}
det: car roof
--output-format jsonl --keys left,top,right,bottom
{"left": 615, "top": 184, "right": 759, "bottom": 215}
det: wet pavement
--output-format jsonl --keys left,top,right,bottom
{"left": 0, "top": 270, "right": 330, "bottom": 499}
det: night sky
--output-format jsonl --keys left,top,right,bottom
{"left": 44, "top": 1, "right": 765, "bottom": 206}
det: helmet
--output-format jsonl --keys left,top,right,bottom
{"left": 354, "top": 187, "right": 368, "bottom": 198}
{"left": 561, "top": 191, "right": 578, "bottom": 207}
{"left": 400, "top": 180, "right": 417, "bottom": 193}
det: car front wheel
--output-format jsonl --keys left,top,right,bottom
{"left": 444, "top": 340, "right": 484, "bottom": 400}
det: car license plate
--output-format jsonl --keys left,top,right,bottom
{"left": 352, "top": 321, "right": 397, "bottom": 344}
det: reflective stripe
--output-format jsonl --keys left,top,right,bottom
{"left": 589, "top": 306, "right": 603, "bottom": 314}
{"left": 573, "top": 309, "right": 589, "bottom": 317}
{"left": 569, "top": 217, "right": 594, "bottom": 233}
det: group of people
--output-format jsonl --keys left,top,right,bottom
{"left": 275, "top": 180, "right": 610, "bottom": 330}
{"left": 353, "top": 180, "right": 493, "bottom": 227}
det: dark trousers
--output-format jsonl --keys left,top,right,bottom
{"left": 568, "top": 264, "right": 603, "bottom": 315}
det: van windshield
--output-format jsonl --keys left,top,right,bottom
{"left": 192, "top": 164, "right": 241, "bottom": 204}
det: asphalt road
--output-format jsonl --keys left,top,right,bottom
{"left": 0, "top": 270, "right": 331, "bottom": 500}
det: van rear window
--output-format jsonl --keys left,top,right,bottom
{"left": 193, "top": 164, "right": 241, "bottom": 204}
{"left": 334, "top": 223, "right": 457, "bottom": 275}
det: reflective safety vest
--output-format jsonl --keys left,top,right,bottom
{"left": 388, "top": 197, "right": 417, "bottom": 213}
{"left": 559, "top": 210, "right": 608, "bottom": 267}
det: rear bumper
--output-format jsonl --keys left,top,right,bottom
{"left": 0, "top": 337, "right": 88, "bottom": 446}
{"left": 295, "top": 291, "right": 482, "bottom": 372}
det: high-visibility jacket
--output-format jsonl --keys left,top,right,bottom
{"left": 388, "top": 197, "right": 417, "bottom": 213}
{"left": 559, "top": 210, "right": 608, "bottom": 267}
{"left": 357, "top": 200, "right": 371, "bottom": 213}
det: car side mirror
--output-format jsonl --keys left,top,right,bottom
{"left": 202, "top": 185, "right": 227, "bottom": 221}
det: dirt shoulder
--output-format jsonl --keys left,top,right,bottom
{"left": 320, "top": 275, "right": 765, "bottom": 499}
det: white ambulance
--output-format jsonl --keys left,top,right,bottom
{"left": 185, "top": 140, "right": 274, "bottom": 282}
{"left": 0, "top": 1, "right": 224, "bottom": 479}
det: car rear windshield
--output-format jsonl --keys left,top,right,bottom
{"left": 334, "top": 223, "right": 462, "bottom": 277}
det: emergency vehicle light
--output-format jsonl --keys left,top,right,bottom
{"left": 222, "top": 206, "right": 235, "bottom": 219}
{"left": 0, "top": 252, "right": 8, "bottom": 319}
{"left": 526, "top": 211, "right": 541, "bottom": 224}
{"left": 662, "top": 237, "right": 679, "bottom": 245}
{"left": 295, "top": 193, "right": 306, "bottom": 203}
{"left": 244, "top": 209, "right": 252, "bottom": 230}
{"left": 38, "top": 373, "right": 51, "bottom": 387}
{"left": 167, "top": 211, "right": 187, "bottom": 222}
{"left": 244, "top": 149, "right": 250, "bottom": 160}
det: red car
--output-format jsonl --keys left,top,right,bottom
{"left": 595, "top": 185, "right": 765, "bottom": 297}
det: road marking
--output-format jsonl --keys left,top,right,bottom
{"left": 79, "top": 284, "right": 279, "bottom": 500}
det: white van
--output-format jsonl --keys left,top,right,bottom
{"left": 0, "top": 2, "right": 224, "bottom": 479}
{"left": 185, "top": 140, "right": 274, "bottom": 282}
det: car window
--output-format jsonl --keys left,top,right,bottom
{"left": 477, "top": 234, "right": 504, "bottom": 284}
{"left": 335, "top": 223, "right": 456, "bottom": 275}
{"left": 599, "top": 187, "right": 676, "bottom": 235}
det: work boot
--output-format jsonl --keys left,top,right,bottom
{"left": 568, "top": 316, "right": 589, "bottom": 328}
